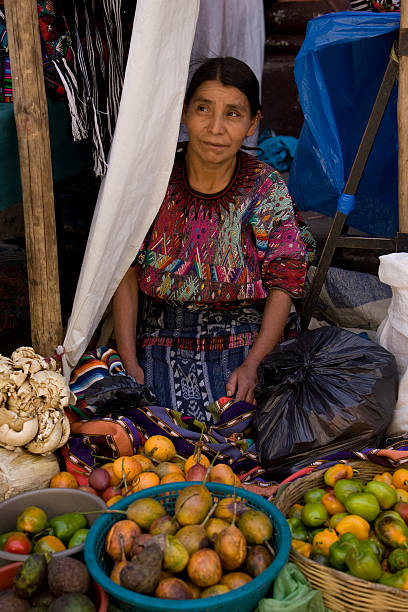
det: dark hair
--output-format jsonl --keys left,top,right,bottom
{"left": 185, "top": 57, "right": 261, "bottom": 117}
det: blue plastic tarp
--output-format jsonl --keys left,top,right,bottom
{"left": 288, "top": 12, "right": 400, "bottom": 236}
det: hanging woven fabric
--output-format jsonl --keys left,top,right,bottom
{"left": 62, "top": 0, "right": 135, "bottom": 176}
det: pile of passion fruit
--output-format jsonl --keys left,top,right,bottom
{"left": 104, "top": 483, "right": 275, "bottom": 600}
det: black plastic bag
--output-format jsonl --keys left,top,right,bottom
{"left": 254, "top": 326, "right": 398, "bottom": 479}
{"left": 84, "top": 375, "right": 157, "bottom": 416}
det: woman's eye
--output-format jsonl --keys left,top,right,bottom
{"left": 227, "top": 111, "right": 240, "bottom": 117}
{"left": 197, "top": 105, "right": 208, "bottom": 112}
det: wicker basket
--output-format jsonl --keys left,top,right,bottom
{"left": 275, "top": 461, "right": 408, "bottom": 612}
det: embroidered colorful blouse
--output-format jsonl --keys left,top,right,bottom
{"left": 136, "top": 149, "right": 307, "bottom": 305}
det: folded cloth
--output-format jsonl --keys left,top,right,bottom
{"left": 257, "top": 130, "right": 298, "bottom": 172}
{"left": 255, "top": 562, "right": 330, "bottom": 612}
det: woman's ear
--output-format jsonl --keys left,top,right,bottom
{"left": 246, "top": 110, "right": 262, "bottom": 137}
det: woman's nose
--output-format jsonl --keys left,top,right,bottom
{"left": 208, "top": 112, "right": 225, "bottom": 134}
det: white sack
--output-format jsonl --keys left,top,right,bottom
{"left": 62, "top": 0, "right": 199, "bottom": 378}
{"left": 376, "top": 252, "right": 408, "bottom": 434}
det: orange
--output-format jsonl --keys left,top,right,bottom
{"left": 106, "top": 495, "right": 124, "bottom": 507}
{"left": 144, "top": 435, "right": 176, "bottom": 462}
{"left": 160, "top": 473, "right": 186, "bottom": 485}
{"left": 132, "top": 454, "right": 154, "bottom": 472}
{"left": 34, "top": 535, "right": 66, "bottom": 553}
{"left": 155, "top": 462, "right": 183, "bottom": 480}
{"left": 184, "top": 453, "right": 210, "bottom": 473}
{"left": 131, "top": 471, "right": 160, "bottom": 493}
{"left": 112, "top": 456, "right": 143, "bottom": 482}
{"left": 392, "top": 468, "right": 408, "bottom": 491}
{"left": 209, "top": 464, "right": 235, "bottom": 486}
{"left": 101, "top": 463, "right": 122, "bottom": 486}
{"left": 49, "top": 471, "right": 78, "bottom": 489}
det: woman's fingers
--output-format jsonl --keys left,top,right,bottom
{"left": 226, "top": 371, "right": 238, "bottom": 397}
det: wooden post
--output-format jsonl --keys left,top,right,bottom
{"left": 4, "top": 0, "right": 63, "bottom": 356}
{"left": 399, "top": 0, "right": 408, "bottom": 233}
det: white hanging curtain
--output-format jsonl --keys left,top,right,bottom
{"left": 62, "top": 0, "right": 200, "bottom": 377}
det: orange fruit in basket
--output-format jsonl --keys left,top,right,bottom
{"left": 49, "top": 471, "right": 78, "bottom": 489}
{"left": 155, "top": 462, "right": 184, "bottom": 480}
{"left": 209, "top": 464, "right": 235, "bottom": 486}
{"left": 112, "top": 456, "right": 143, "bottom": 482}
{"left": 160, "top": 473, "right": 186, "bottom": 485}
{"left": 132, "top": 454, "right": 154, "bottom": 472}
{"left": 184, "top": 453, "right": 210, "bottom": 473}
{"left": 34, "top": 535, "right": 66, "bottom": 553}
{"left": 144, "top": 435, "right": 176, "bottom": 462}
{"left": 131, "top": 471, "right": 160, "bottom": 492}
{"left": 101, "top": 463, "right": 122, "bottom": 486}
{"left": 392, "top": 468, "right": 408, "bottom": 491}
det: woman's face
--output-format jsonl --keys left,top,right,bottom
{"left": 182, "top": 80, "right": 260, "bottom": 167}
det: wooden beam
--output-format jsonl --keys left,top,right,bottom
{"left": 4, "top": 0, "right": 62, "bottom": 356}
{"left": 399, "top": 1, "right": 408, "bottom": 233}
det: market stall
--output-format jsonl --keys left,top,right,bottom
{"left": 2, "top": 1, "right": 408, "bottom": 610}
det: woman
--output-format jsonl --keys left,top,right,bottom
{"left": 113, "top": 57, "right": 308, "bottom": 425}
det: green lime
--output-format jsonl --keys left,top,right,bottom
{"left": 68, "top": 528, "right": 89, "bottom": 548}
{"left": 301, "top": 502, "right": 328, "bottom": 528}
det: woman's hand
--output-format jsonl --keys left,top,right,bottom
{"left": 226, "top": 361, "right": 259, "bottom": 404}
{"left": 125, "top": 362, "right": 145, "bottom": 385}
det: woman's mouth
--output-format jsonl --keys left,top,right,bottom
{"left": 203, "top": 141, "right": 227, "bottom": 149}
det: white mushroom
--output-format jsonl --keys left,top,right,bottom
{"left": 11, "top": 347, "right": 56, "bottom": 375}
{"left": 30, "top": 370, "right": 73, "bottom": 408}
{"left": 56, "top": 413, "right": 71, "bottom": 449}
{"left": 0, "top": 356, "right": 13, "bottom": 374}
{"left": 8, "top": 369, "right": 28, "bottom": 389}
{"left": 0, "top": 408, "right": 38, "bottom": 447}
{"left": 7, "top": 380, "right": 40, "bottom": 417}
{"left": 26, "top": 414, "right": 63, "bottom": 455}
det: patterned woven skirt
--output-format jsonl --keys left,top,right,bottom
{"left": 136, "top": 297, "right": 265, "bottom": 424}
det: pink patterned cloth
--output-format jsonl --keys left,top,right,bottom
{"left": 136, "top": 149, "right": 307, "bottom": 305}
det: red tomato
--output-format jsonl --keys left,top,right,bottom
{"left": 3, "top": 532, "right": 32, "bottom": 554}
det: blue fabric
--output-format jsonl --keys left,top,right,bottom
{"left": 257, "top": 130, "right": 298, "bottom": 172}
{"left": 288, "top": 12, "right": 400, "bottom": 236}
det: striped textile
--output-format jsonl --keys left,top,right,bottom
{"left": 70, "top": 346, "right": 126, "bottom": 401}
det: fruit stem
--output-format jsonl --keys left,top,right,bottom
{"left": 203, "top": 451, "right": 220, "bottom": 485}
{"left": 91, "top": 454, "right": 114, "bottom": 462}
{"left": 201, "top": 503, "right": 217, "bottom": 528}
{"left": 122, "top": 459, "right": 129, "bottom": 495}
{"left": 175, "top": 453, "right": 187, "bottom": 462}
{"left": 264, "top": 539, "right": 275, "bottom": 558}
{"left": 231, "top": 500, "right": 237, "bottom": 527}
{"left": 195, "top": 441, "right": 203, "bottom": 465}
